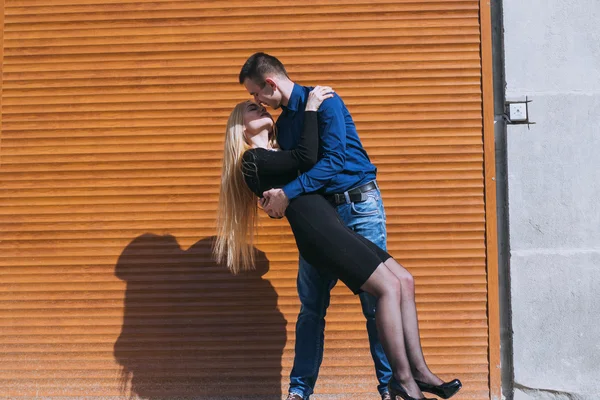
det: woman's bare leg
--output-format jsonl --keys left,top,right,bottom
{"left": 361, "top": 262, "right": 423, "bottom": 398}
{"left": 382, "top": 258, "right": 443, "bottom": 386}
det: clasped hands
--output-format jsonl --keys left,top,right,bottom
{"left": 259, "top": 188, "right": 289, "bottom": 219}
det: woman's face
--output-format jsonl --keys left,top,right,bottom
{"left": 243, "top": 102, "right": 273, "bottom": 137}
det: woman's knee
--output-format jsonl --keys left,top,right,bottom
{"left": 380, "top": 274, "right": 402, "bottom": 300}
{"left": 384, "top": 259, "right": 415, "bottom": 294}
{"left": 400, "top": 271, "right": 414, "bottom": 294}
{"left": 363, "top": 263, "right": 402, "bottom": 299}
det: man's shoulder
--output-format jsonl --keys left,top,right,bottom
{"left": 317, "top": 93, "right": 345, "bottom": 115}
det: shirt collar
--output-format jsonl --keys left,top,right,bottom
{"left": 282, "top": 83, "right": 306, "bottom": 113}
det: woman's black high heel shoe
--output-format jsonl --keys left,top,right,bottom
{"left": 388, "top": 378, "right": 436, "bottom": 400}
{"left": 414, "top": 379, "right": 462, "bottom": 399}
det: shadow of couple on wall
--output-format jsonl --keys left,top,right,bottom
{"left": 114, "top": 234, "right": 286, "bottom": 399}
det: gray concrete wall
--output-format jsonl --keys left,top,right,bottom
{"left": 502, "top": 1, "right": 600, "bottom": 399}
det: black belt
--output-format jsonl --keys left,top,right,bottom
{"left": 326, "top": 181, "right": 378, "bottom": 206}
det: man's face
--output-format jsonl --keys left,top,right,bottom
{"left": 243, "top": 78, "right": 282, "bottom": 109}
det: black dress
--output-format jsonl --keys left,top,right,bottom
{"left": 242, "top": 112, "right": 391, "bottom": 294}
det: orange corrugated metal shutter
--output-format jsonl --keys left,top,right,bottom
{"left": 0, "top": 1, "right": 499, "bottom": 399}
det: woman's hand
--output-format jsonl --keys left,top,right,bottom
{"left": 305, "top": 85, "right": 334, "bottom": 111}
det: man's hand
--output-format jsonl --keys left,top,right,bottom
{"left": 262, "top": 188, "right": 289, "bottom": 218}
{"left": 258, "top": 197, "right": 268, "bottom": 209}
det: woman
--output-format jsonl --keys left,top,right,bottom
{"left": 215, "top": 86, "right": 462, "bottom": 400}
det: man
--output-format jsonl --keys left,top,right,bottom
{"left": 239, "top": 52, "right": 392, "bottom": 400}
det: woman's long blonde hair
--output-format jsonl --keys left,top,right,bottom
{"left": 214, "top": 101, "right": 276, "bottom": 274}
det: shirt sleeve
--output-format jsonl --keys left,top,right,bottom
{"left": 282, "top": 96, "right": 346, "bottom": 200}
{"left": 242, "top": 112, "right": 319, "bottom": 196}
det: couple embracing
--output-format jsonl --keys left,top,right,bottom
{"left": 215, "top": 52, "right": 462, "bottom": 400}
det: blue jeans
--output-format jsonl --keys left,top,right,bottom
{"left": 289, "top": 185, "right": 392, "bottom": 398}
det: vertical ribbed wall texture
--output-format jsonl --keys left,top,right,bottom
{"left": 0, "top": 1, "right": 496, "bottom": 398}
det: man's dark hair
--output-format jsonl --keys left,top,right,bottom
{"left": 238, "top": 52, "right": 289, "bottom": 87}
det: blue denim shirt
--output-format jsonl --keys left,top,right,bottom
{"left": 278, "top": 84, "right": 377, "bottom": 200}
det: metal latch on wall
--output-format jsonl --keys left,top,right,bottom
{"left": 504, "top": 97, "right": 535, "bottom": 128}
